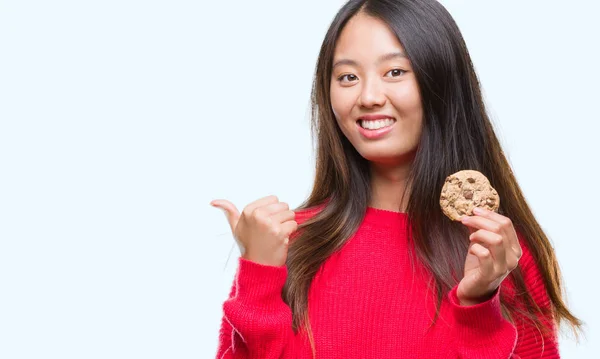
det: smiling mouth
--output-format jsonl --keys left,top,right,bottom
{"left": 357, "top": 118, "right": 397, "bottom": 130}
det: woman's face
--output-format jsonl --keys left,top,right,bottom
{"left": 330, "top": 12, "right": 423, "bottom": 165}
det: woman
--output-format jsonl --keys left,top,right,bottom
{"left": 210, "top": 0, "right": 583, "bottom": 357}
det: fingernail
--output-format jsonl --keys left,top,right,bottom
{"left": 473, "top": 207, "right": 483, "bottom": 215}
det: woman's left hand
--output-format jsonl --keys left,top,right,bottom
{"left": 457, "top": 207, "right": 523, "bottom": 306}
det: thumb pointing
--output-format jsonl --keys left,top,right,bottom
{"left": 210, "top": 199, "right": 240, "bottom": 233}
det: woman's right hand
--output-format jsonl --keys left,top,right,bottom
{"left": 210, "top": 195, "right": 298, "bottom": 267}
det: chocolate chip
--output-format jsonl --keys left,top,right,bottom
{"left": 463, "top": 190, "right": 473, "bottom": 199}
{"left": 467, "top": 177, "right": 476, "bottom": 183}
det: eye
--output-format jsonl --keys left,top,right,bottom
{"left": 385, "top": 69, "right": 406, "bottom": 78}
{"left": 338, "top": 74, "right": 358, "bottom": 83}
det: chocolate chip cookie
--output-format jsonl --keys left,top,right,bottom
{"left": 440, "top": 170, "right": 500, "bottom": 221}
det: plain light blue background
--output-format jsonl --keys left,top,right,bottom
{"left": 0, "top": 0, "right": 598, "bottom": 358}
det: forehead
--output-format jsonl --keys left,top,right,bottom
{"left": 334, "top": 12, "right": 406, "bottom": 61}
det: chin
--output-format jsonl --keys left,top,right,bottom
{"left": 358, "top": 146, "right": 418, "bottom": 165}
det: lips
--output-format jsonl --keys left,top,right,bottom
{"left": 356, "top": 119, "right": 396, "bottom": 139}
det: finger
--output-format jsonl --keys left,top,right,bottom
{"left": 280, "top": 220, "right": 299, "bottom": 240}
{"left": 506, "top": 249, "right": 520, "bottom": 271}
{"left": 259, "top": 201, "right": 290, "bottom": 216}
{"left": 509, "top": 228, "right": 523, "bottom": 259}
{"left": 469, "top": 242, "right": 494, "bottom": 278}
{"left": 210, "top": 199, "right": 241, "bottom": 233}
{"left": 473, "top": 207, "right": 522, "bottom": 258}
{"left": 245, "top": 195, "right": 280, "bottom": 215}
{"left": 463, "top": 209, "right": 520, "bottom": 262}
{"left": 469, "top": 229, "right": 506, "bottom": 272}
{"left": 471, "top": 206, "right": 502, "bottom": 219}
{"left": 461, "top": 215, "right": 502, "bottom": 234}
{"left": 459, "top": 216, "right": 477, "bottom": 234}
{"left": 271, "top": 210, "right": 296, "bottom": 224}
{"left": 462, "top": 215, "right": 510, "bottom": 263}
{"left": 472, "top": 207, "right": 515, "bottom": 233}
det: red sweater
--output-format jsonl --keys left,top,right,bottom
{"left": 216, "top": 206, "right": 559, "bottom": 358}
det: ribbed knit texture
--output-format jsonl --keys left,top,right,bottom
{"left": 216, "top": 206, "right": 559, "bottom": 358}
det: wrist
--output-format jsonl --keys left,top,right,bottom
{"left": 241, "top": 252, "right": 284, "bottom": 267}
{"left": 458, "top": 288, "right": 497, "bottom": 306}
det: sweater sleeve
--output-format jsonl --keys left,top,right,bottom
{"left": 215, "top": 206, "right": 324, "bottom": 359}
{"left": 215, "top": 257, "right": 297, "bottom": 359}
{"left": 445, "top": 236, "right": 560, "bottom": 358}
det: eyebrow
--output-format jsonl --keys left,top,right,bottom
{"left": 332, "top": 51, "right": 408, "bottom": 70}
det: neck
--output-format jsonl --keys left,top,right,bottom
{"left": 368, "top": 161, "right": 412, "bottom": 213}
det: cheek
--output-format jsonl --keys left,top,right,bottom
{"left": 389, "top": 84, "right": 424, "bottom": 140}
{"left": 391, "top": 93, "right": 423, "bottom": 137}
{"left": 330, "top": 87, "right": 355, "bottom": 121}
{"left": 389, "top": 83, "right": 422, "bottom": 115}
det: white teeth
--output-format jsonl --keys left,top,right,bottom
{"left": 360, "top": 118, "right": 395, "bottom": 130}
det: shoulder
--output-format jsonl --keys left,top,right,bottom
{"left": 515, "top": 231, "right": 544, "bottom": 280}
{"left": 510, "top": 231, "right": 552, "bottom": 310}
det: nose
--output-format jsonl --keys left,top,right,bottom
{"left": 358, "top": 77, "right": 386, "bottom": 108}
